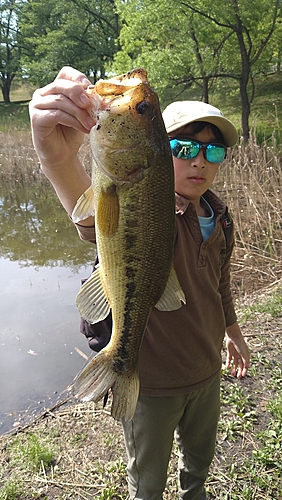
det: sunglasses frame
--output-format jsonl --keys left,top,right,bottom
{"left": 169, "top": 137, "right": 227, "bottom": 164}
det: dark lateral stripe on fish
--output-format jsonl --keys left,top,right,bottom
{"left": 113, "top": 267, "right": 137, "bottom": 374}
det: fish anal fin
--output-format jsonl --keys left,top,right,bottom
{"left": 72, "top": 186, "right": 94, "bottom": 223}
{"left": 155, "top": 264, "right": 186, "bottom": 311}
{"left": 97, "top": 184, "right": 119, "bottom": 237}
{"left": 76, "top": 266, "right": 110, "bottom": 323}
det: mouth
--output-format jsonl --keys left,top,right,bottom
{"left": 188, "top": 176, "right": 206, "bottom": 184}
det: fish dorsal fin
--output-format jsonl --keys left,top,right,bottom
{"left": 155, "top": 264, "right": 186, "bottom": 311}
{"left": 76, "top": 265, "right": 111, "bottom": 324}
{"left": 71, "top": 186, "right": 94, "bottom": 223}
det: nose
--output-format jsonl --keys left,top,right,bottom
{"left": 191, "top": 148, "right": 206, "bottom": 168}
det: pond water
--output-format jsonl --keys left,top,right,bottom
{"left": 0, "top": 187, "right": 96, "bottom": 434}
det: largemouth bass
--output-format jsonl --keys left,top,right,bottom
{"left": 72, "top": 68, "right": 186, "bottom": 421}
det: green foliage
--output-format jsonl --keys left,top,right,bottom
{"left": 113, "top": 0, "right": 281, "bottom": 139}
{"left": 113, "top": 0, "right": 280, "bottom": 96}
{"left": 19, "top": 0, "right": 119, "bottom": 85}
{"left": 0, "top": 101, "right": 29, "bottom": 130}
{"left": 0, "top": 480, "right": 23, "bottom": 500}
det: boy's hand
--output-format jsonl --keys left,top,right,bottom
{"left": 29, "top": 66, "right": 96, "bottom": 170}
{"left": 225, "top": 322, "right": 251, "bottom": 378}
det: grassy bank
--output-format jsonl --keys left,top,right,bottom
{"left": 0, "top": 286, "right": 281, "bottom": 499}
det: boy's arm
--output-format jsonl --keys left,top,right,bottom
{"left": 29, "top": 66, "right": 95, "bottom": 226}
{"left": 225, "top": 322, "right": 251, "bottom": 378}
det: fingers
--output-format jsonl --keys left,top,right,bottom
{"left": 227, "top": 356, "right": 250, "bottom": 379}
{"left": 225, "top": 352, "right": 250, "bottom": 379}
{"left": 55, "top": 66, "right": 91, "bottom": 88}
{"left": 30, "top": 91, "right": 94, "bottom": 134}
{"left": 30, "top": 75, "right": 96, "bottom": 135}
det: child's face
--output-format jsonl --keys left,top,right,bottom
{"left": 170, "top": 124, "right": 222, "bottom": 203}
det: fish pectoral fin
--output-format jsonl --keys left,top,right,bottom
{"left": 97, "top": 184, "right": 119, "bottom": 237}
{"left": 155, "top": 264, "right": 186, "bottom": 311}
{"left": 76, "top": 266, "right": 111, "bottom": 323}
{"left": 111, "top": 370, "right": 140, "bottom": 421}
{"left": 71, "top": 186, "right": 94, "bottom": 223}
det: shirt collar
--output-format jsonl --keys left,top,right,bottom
{"left": 175, "top": 190, "right": 226, "bottom": 217}
{"left": 175, "top": 192, "right": 190, "bottom": 215}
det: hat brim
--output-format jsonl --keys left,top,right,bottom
{"left": 167, "top": 115, "right": 238, "bottom": 147}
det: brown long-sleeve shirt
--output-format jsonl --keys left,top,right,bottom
{"left": 76, "top": 189, "right": 237, "bottom": 396}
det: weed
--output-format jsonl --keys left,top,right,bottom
{"left": 0, "top": 479, "right": 24, "bottom": 500}
{"left": 6, "top": 432, "right": 56, "bottom": 471}
{"left": 239, "top": 286, "right": 282, "bottom": 322}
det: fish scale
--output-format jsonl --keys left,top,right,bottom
{"left": 72, "top": 68, "right": 186, "bottom": 420}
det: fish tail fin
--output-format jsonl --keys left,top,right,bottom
{"left": 73, "top": 350, "right": 140, "bottom": 421}
{"left": 111, "top": 370, "right": 140, "bottom": 421}
{"left": 73, "top": 350, "right": 117, "bottom": 403}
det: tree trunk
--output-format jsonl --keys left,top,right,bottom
{"left": 239, "top": 77, "right": 250, "bottom": 142}
{"left": 202, "top": 77, "right": 209, "bottom": 103}
{"left": 1, "top": 80, "right": 11, "bottom": 104}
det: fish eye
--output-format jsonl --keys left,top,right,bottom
{"left": 136, "top": 101, "right": 150, "bottom": 115}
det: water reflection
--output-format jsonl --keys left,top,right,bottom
{"left": 0, "top": 187, "right": 96, "bottom": 434}
{"left": 0, "top": 185, "right": 95, "bottom": 267}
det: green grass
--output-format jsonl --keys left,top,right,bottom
{"left": 0, "top": 432, "right": 56, "bottom": 499}
{"left": 238, "top": 286, "right": 282, "bottom": 322}
{"left": 0, "top": 101, "right": 30, "bottom": 132}
{"left": 1, "top": 74, "right": 282, "bottom": 140}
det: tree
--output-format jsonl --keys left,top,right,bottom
{"left": 113, "top": 0, "right": 281, "bottom": 141}
{"left": 0, "top": 0, "right": 21, "bottom": 103}
{"left": 19, "top": 0, "right": 120, "bottom": 85}
{"left": 179, "top": 0, "right": 280, "bottom": 140}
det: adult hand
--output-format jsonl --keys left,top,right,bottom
{"left": 29, "top": 67, "right": 95, "bottom": 221}
{"left": 29, "top": 66, "right": 95, "bottom": 170}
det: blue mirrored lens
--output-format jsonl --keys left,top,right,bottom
{"left": 205, "top": 144, "right": 226, "bottom": 163}
{"left": 170, "top": 139, "right": 226, "bottom": 163}
{"left": 170, "top": 139, "right": 199, "bottom": 159}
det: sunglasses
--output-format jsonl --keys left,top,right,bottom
{"left": 169, "top": 138, "right": 227, "bottom": 164}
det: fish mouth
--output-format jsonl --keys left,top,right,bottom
{"left": 87, "top": 74, "right": 147, "bottom": 119}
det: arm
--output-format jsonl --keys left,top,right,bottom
{"left": 29, "top": 66, "right": 95, "bottom": 226}
{"left": 225, "top": 322, "right": 251, "bottom": 378}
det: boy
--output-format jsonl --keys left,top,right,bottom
{"left": 29, "top": 67, "right": 250, "bottom": 500}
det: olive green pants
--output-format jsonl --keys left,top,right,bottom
{"left": 122, "top": 375, "right": 221, "bottom": 500}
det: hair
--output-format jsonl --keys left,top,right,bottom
{"left": 184, "top": 121, "right": 225, "bottom": 145}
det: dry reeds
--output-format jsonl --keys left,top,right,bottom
{"left": 1, "top": 128, "right": 281, "bottom": 296}
{"left": 213, "top": 133, "right": 282, "bottom": 297}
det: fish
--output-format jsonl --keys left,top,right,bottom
{"left": 72, "top": 68, "right": 186, "bottom": 421}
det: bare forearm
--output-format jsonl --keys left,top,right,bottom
{"left": 29, "top": 67, "right": 96, "bottom": 227}
{"left": 42, "top": 157, "right": 94, "bottom": 226}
